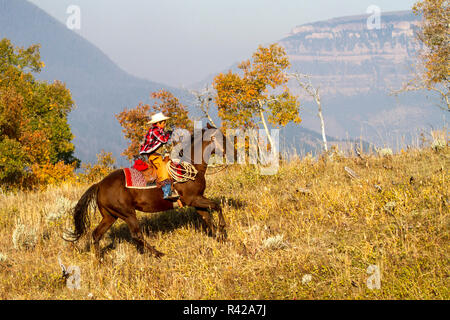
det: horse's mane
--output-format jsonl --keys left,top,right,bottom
{"left": 174, "top": 128, "right": 206, "bottom": 162}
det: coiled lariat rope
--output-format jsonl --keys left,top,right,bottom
{"left": 166, "top": 160, "right": 198, "bottom": 183}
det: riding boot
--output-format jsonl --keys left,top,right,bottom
{"left": 161, "top": 180, "right": 179, "bottom": 200}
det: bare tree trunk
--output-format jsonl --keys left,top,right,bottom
{"left": 191, "top": 86, "right": 218, "bottom": 127}
{"left": 258, "top": 105, "right": 275, "bottom": 155}
{"left": 314, "top": 90, "right": 328, "bottom": 152}
{"left": 289, "top": 72, "right": 328, "bottom": 152}
{"left": 255, "top": 101, "right": 277, "bottom": 167}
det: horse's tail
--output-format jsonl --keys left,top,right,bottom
{"left": 63, "top": 183, "right": 99, "bottom": 242}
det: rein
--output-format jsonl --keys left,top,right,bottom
{"left": 169, "top": 129, "right": 229, "bottom": 179}
{"left": 205, "top": 162, "right": 229, "bottom": 175}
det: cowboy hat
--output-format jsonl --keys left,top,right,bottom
{"left": 148, "top": 112, "right": 170, "bottom": 124}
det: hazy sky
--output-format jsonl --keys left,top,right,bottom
{"left": 28, "top": 0, "right": 418, "bottom": 87}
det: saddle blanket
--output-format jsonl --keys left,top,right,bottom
{"left": 123, "top": 167, "right": 156, "bottom": 189}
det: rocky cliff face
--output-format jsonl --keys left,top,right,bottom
{"left": 275, "top": 11, "right": 446, "bottom": 147}
{"left": 281, "top": 11, "right": 422, "bottom": 97}
{"left": 191, "top": 11, "right": 444, "bottom": 151}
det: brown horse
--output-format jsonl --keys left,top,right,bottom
{"left": 64, "top": 124, "right": 227, "bottom": 259}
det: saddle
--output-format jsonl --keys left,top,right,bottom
{"left": 124, "top": 156, "right": 197, "bottom": 189}
{"left": 130, "top": 157, "right": 169, "bottom": 187}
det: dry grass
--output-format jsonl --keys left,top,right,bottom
{"left": 0, "top": 143, "right": 448, "bottom": 300}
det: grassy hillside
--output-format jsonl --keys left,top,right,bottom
{"left": 0, "top": 137, "right": 448, "bottom": 299}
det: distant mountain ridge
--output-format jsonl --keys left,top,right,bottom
{"left": 0, "top": 0, "right": 193, "bottom": 166}
{"left": 0, "top": 0, "right": 349, "bottom": 162}
{"left": 1, "top": 2, "right": 444, "bottom": 164}
{"left": 282, "top": 10, "right": 422, "bottom": 97}
{"left": 279, "top": 10, "right": 447, "bottom": 144}
{"left": 193, "top": 10, "right": 444, "bottom": 147}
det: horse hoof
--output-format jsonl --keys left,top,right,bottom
{"left": 95, "top": 255, "right": 104, "bottom": 264}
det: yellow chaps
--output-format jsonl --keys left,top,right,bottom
{"left": 147, "top": 153, "right": 170, "bottom": 182}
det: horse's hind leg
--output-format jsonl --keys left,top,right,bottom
{"left": 124, "top": 215, "right": 164, "bottom": 258}
{"left": 92, "top": 206, "right": 117, "bottom": 260}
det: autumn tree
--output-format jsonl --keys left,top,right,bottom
{"left": 79, "top": 150, "right": 116, "bottom": 183}
{"left": 116, "top": 89, "right": 193, "bottom": 161}
{"left": 413, "top": 0, "right": 449, "bottom": 86}
{"left": 396, "top": 1, "right": 449, "bottom": 110}
{"left": 0, "top": 38, "right": 78, "bottom": 187}
{"left": 213, "top": 43, "right": 301, "bottom": 158}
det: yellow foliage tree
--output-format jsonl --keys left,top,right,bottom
{"left": 0, "top": 38, "right": 78, "bottom": 188}
{"left": 31, "top": 161, "right": 77, "bottom": 187}
{"left": 407, "top": 0, "right": 450, "bottom": 110}
{"left": 79, "top": 150, "right": 116, "bottom": 183}
{"left": 213, "top": 43, "right": 301, "bottom": 156}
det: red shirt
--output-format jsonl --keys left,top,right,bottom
{"left": 139, "top": 125, "right": 171, "bottom": 154}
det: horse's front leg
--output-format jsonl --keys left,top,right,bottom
{"left": 195, "top": 208, "right": 217, "bottom": 238}
{"left": 190, "top": 196, "right": 227, "bottom": 241}
{"left": 216, "top": 206, "right": 227, "bottom": 242}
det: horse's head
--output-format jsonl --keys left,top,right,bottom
{"left": 203, "top": 123, "right": 226, "bottom": 159}
{"left": 172, "top": 122, "right": 226, "bottom": 166}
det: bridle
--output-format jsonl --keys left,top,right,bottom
{"left": 175, "top": 129, "right": 226, "bottom": 173}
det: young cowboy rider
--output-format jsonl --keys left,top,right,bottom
{"left": 139, "top": 112, "right": 178, "bottom": 200}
